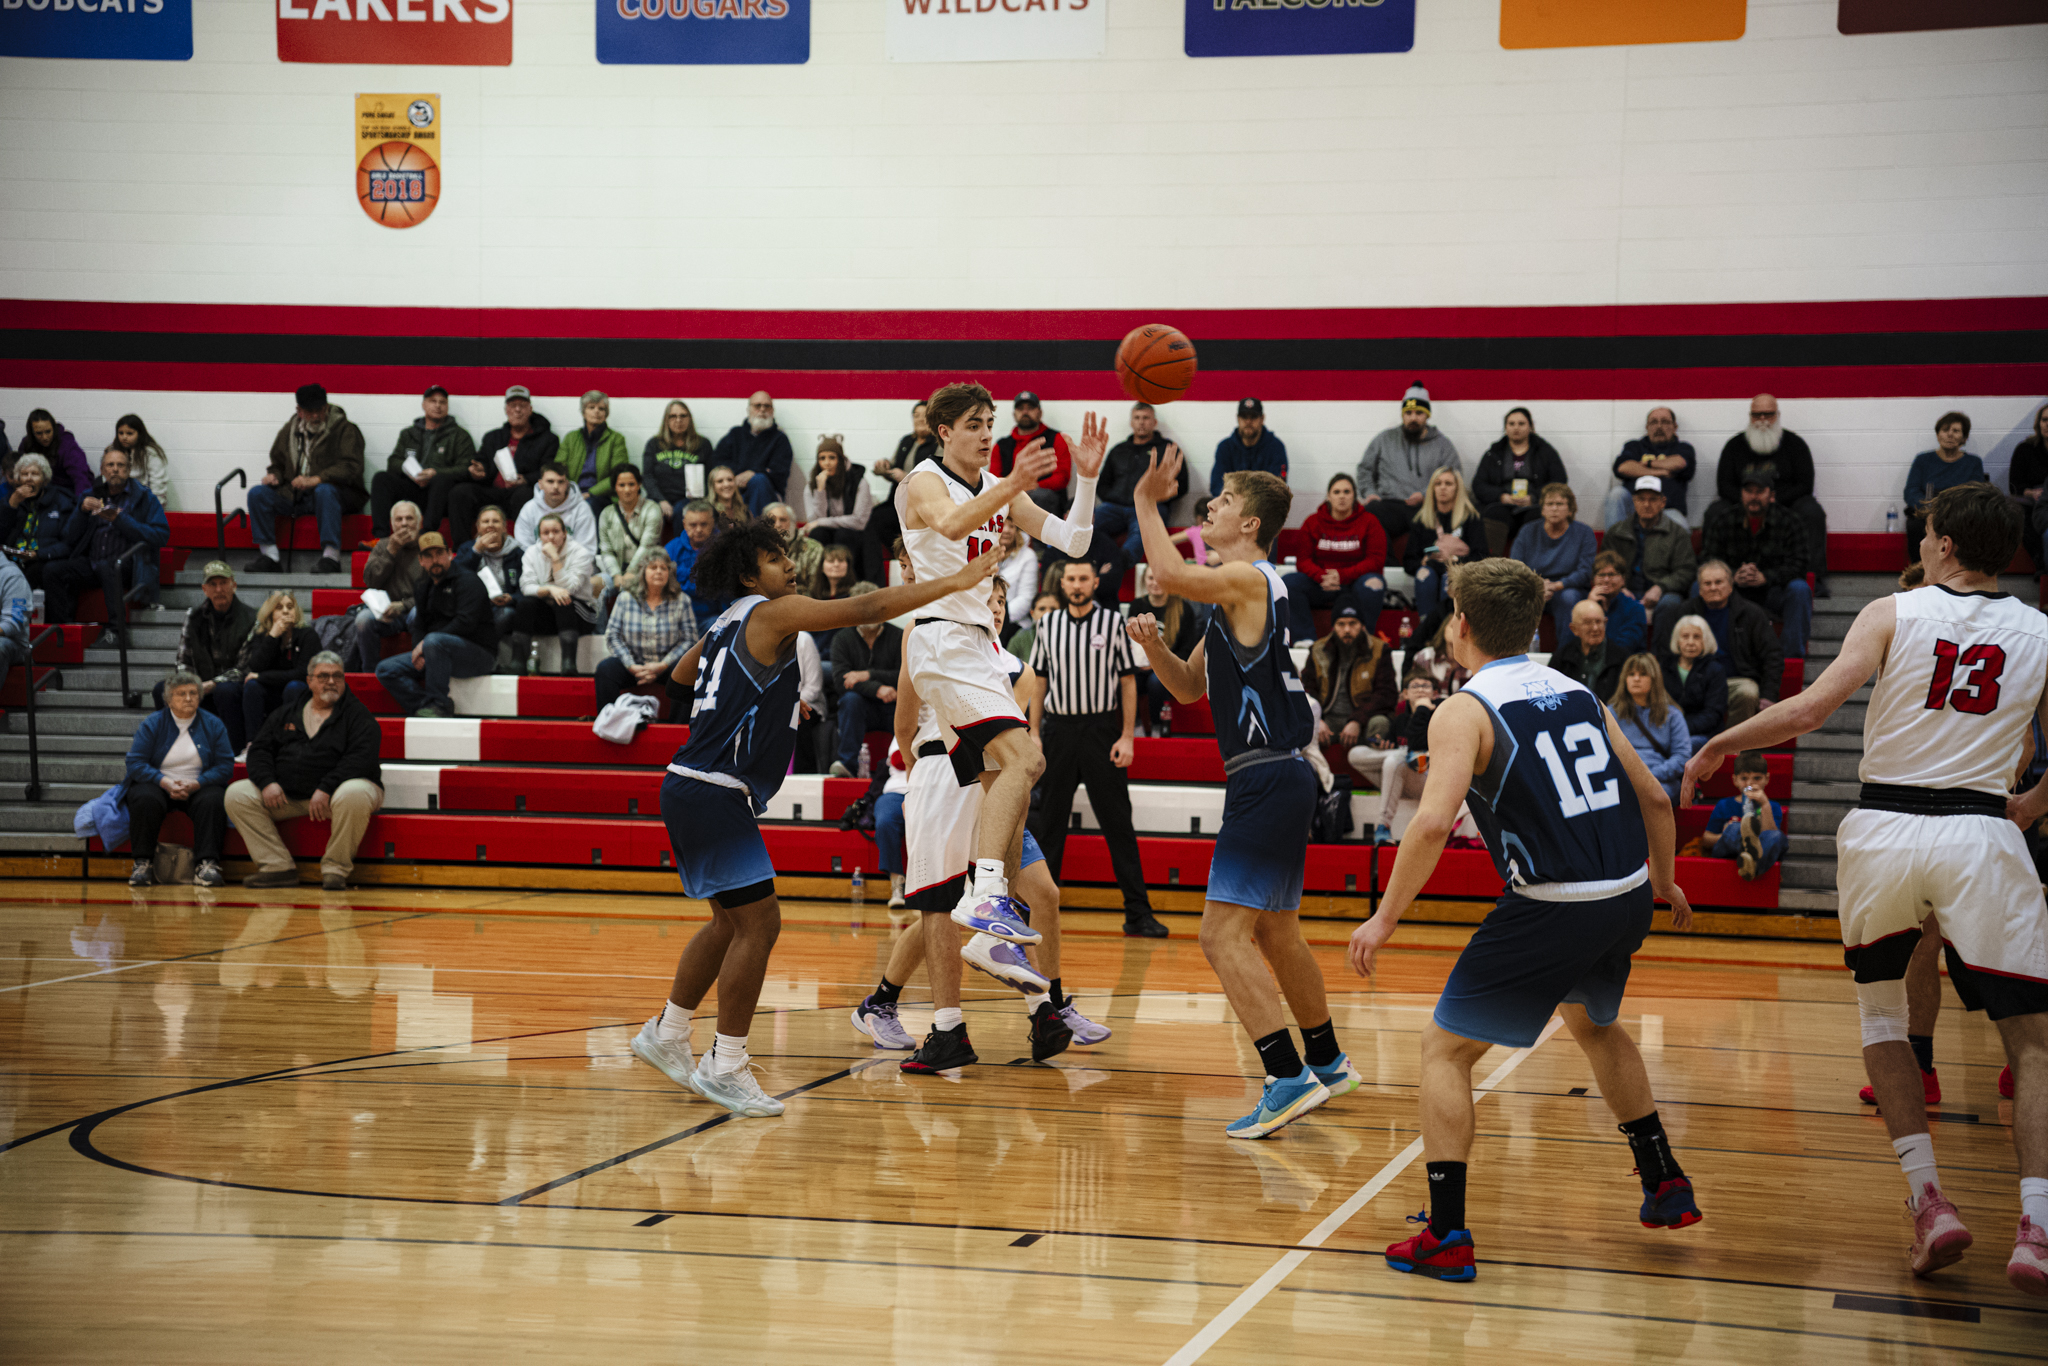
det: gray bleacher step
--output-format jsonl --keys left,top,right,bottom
{"left": 0, "top": 756, "right": 129, "bottom": 786}
{"left": 1787, "top": 832, "right": 1835, "bottom": 860}
{"left": 3, "top": 780, "right": 105, "bottom": 806}
{"left": 1777, "top": 887, "right": 1839, "bottom": 913}
{"left": 1779, "top": 855, "right": 1840, "bottom": 890}
{"left": 12, "top": 689, "right": 148, "bottom": 711}
{"left": 1797, "top": 731, "right": 1862, "bottom": 751}
{"left": 0, "top": 731, "right": 137, "bottom": 755}
{"left": 0, "top": 710, "right": 151, "bottom": 736}
{"left": 0, "top": 831, "right": 85, "bottom": 854}
{"left": 1793, "top": 749, "right": 1859, "bottom": 782}
{"left": 80, "top": 648, "right": 178, "bottom": 668}
{"left": 0, "top": 803, "right": 89, "bottom": 833}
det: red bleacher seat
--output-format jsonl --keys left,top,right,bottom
{"left": 29, "top": 624, "right": 102, "bottom": 664}
{"left": 0, "top": 666, "right": 54, "bottom": 708}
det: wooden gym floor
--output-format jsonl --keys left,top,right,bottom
{"left": 0, "top": 880, "right": 2040, "bottom": 1363}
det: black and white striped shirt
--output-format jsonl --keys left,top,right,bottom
{"left": 1028, "top": 602, "right": 1137, "bottom": 717}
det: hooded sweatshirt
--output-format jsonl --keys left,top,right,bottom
{"left": 1294, "top": 500, "right": 1387, "bottom": 583}
{"left": 1357, "top": 424, "right": 1461, "bottom": 504}
{"left": 513, "top": 482, "right": 598, "bottom": 552}
{"left": 15, "top": 422, "right": 94, "bottom": 500}
{"left": 1209, "top": 427, "right": 1289, "bottom": 498}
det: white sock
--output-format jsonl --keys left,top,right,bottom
{"left": 1894, "top": 1132, "right": 1941, "bottom": 1205}
{"left": 890, "top": 873, "right": 903, "bottom": 892}
{"left": 259, "top": 543, "right": 279, "bottom": 557}
{"left": 655, "top": 1001, "right": 690, "bottom": 1042}
{"left": 973, "top": 859, "right": 1007, "bottom": 895}
{"left": 712, "top": 1032, "right": 748, "bottom": 1072}
{"left": 1024, "top": 992, "right": 1050, "bottom": 1012}
{"left": 933, "top": 1006, "right": 963, "bottom": 1032}
{"left": 322, "top": 544, "right": 340, "bottom": 560}
{"left": 2022, "top": 1176, "right": 2048, "bottom": 1227}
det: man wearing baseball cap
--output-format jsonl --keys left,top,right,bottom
{"left": 370, "top": 384, "right": 474, "bottom": 540}
{"left": 372, "top": 531, "right": 499, "bottom": 719}
{"left": 1698, "top": 464, "right": 1813, "bottom": 659}
{"left": 1210, "top": 398, "right": 1289, "bottom": 499}
{"left": 1603, "top": 475, "right": 1697, "bottom": 613}
{"left": 991, "top": 392, "right": 1074, "bottom": 515}
{"left": 245, "top": 383, "right": 366, "bottom": 577}
{"left": 434, "top": 385, "right": 559, "bottom": 548}
{"left": 1357, "top": 381, "right": 1461, "bottom": 542}
{"left": 158, "top": 560, "right": 258, "bottom": 745}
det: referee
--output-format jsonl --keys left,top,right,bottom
{"left": 1028, "top": 559, "right": 1166, "bottom": 936}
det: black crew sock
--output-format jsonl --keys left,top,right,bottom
{"left": 1253, "top": 1028, "right": 1303, "bottom": 1080}
{"left": 1909, "top": 1033, "right": 1935, "bottom": 1074}
{"left": 1618, "top": 1111, "right": 1684, "bottom": 1186}
{"left": 1427, "top": 1162, "right": 1468, "bottom": 1237}
{"left": 871, "top": 976, "right": 903, "bottom": 1007}
{"left": 1045, "top": 977, "right": 1064, "bottom": 1010}
{"left": 1300, "top": 1020, "right": 1340, "bottom": 1069}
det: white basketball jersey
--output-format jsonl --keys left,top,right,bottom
{"left": 1860, "top": 585, "right": 2048, "bottom": 794}
{"left": 900, "top": 460, "right": 1008, "bottom": 630}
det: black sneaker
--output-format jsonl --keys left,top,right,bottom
{"left": 128, "top": 859, "right": 155, "bottom": 887}
{"left": 243, "top": 553, "right": 281, "bottom": 574}
{"left": 1123, "top": 911, "right": 1169, "bottom": 938}
{"left": 1028, "top": 1000, "right": 1074, "bottom": 1062}
{"left": 900, "top": 1023, "right": 977, "bottom": 1074}
{"left": 312, "top": 556, "right": 344, "bottom": 575}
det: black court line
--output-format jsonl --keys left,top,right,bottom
{"left": 1010, "top": 1233, "right": 1043, "bottom": 1247}
{"left": 633, "top": 1214, "right": 673, "bottom": 1228}
{"left": 1835, "top": 1293, "right": 1981, "bottom": 1323}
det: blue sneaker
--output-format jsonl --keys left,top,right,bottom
{"left": 1225, "top": 1069, "right": 1330, "bottom": 1140}
{"left": 1309, "top": 1052, "right": 1362, "bottom": 1097}
{"left": 950, "top": 892, "right": 1042, "bottom": 946}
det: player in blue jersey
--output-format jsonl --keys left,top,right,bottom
{"left": 1126, "top": 448, "right": 1362, "bottom": 1140}
{"left": 1349, "top": 557, "right": 1700, "bottom": 1281}
{"left": 629, "top": 520, "right": 1001, "bottom": 1119}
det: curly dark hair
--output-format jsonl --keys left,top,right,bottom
{"left": 692, "top": 522, "right": 792, "bottom": 602}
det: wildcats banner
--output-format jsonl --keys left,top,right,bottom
{"left": 356, "top": 93, "right": 441, "bottom": 230}
{"left": 0, "top": 0, "right": 191, "bottom": 60}
{"left": 598, "top": 0, "right": 809, "bottom": 64}
{"left": 279, "top": 0, "right": 511, "bottom": 65}
{"left": 1184, "top": 0, "right": 1410, "bottom": 58}
{"left": 887, "top": 0, "right": 1102, "bottom": 64}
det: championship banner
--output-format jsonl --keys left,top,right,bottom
{"left": 0, "top": 0, "right": 191, "bottom": 60}
{"left": 279, "top": 0, "right": 511, "bottom": 65}
{"left": 356, "top": 93, "right": 441, "bottom": 230}
{"left": 1501, "top": 0, "right": 1744, "bottom": 49}
{"left": 1184, "top": 0, "right": 1409, "bottom": 59}
{"left": 887, "top": 0, "right": 1102, "bottom": 64}
{"left": 598, "top": 0, "right": 809, "bottom": 64}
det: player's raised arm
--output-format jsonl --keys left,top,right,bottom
{"left": 1131, "top": 446, "right": 1265, "bottom": 611}
{"left": 763, "top": 545, "right": 1000, "bottom": 638}
{"left": 1348, "top": 691, "right": 1483, "bottom": 976}
{"left": 1603, "top": 704, "right": 1693, "bottom": 932}
{"left": 1127, "top": 612, "right": 1207, "bottom": 704}
{"left": 904, "top": 438, "right": 1054, "bottom": 541}
{"left": 1007, "top": 411, "right": 1109, "bottom": 558}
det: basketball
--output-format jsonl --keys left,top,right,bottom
{"left": 1115, "top": 323, "right": 1198, "bottom": 404}
{"left": 356, "top": 140, "right": 440, "bottom": 229}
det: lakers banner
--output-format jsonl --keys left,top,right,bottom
{"left": 886, "top": 0, "right": 1102, "bottom": 63}
{"left": 356, "top": 93, "right": 441, "bottom": 230}
{"left": 598, "top": 0, "right": 809, "bottom": 63}
{"left": 280, "top": 0, "right": 511, "bottom": 65}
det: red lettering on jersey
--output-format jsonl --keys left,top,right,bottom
{"left": 1924, "top": 638, "right": 2005, "bottom": 714}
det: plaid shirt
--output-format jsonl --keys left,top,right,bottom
{"left": 605, "top": 589, "right": 698, "bottom": 668}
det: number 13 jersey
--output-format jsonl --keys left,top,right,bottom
{"left": 899, "top": 460, "right": 1006, "bottom": 630}
{"left": 1861, "top": 585, "right": 2048, "bottom": 795}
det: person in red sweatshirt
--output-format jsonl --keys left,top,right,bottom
{"left": 990, "top": 392, "right": 1072, "bottom": 516}
{"left": 1282, "top": 472, "right": 1387, "bottom": 641}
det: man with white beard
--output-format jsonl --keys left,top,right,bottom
{"left": 1713, "top": 394, "right": 1828, "bottom": 594}
{"left": 713, "top": 391, "right": 796, "bottom": 520}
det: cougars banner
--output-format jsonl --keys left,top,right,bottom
{"left": 1184, "top": 0, "right": 1410, "bottom": 58}
{"left": 887, "top": 0, "right": 1102, "bottom": 64}
{"left": 599, "top": 0, "right": 809, "bottom": 64}
{"left": 0, "top": 0, "right": 191, "bottom": 60}
{"left": 279, "top": 0, "right": 511, "bottom": 65}
{"left": 356, "top": 93, "right": 441, "bottom": 230}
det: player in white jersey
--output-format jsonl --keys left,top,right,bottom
{"left": 1683, "top": 484, "right": 2048, "bottom": 1295}
{"left": 894, "top": 381, "right": 1110, "bottom": 1072}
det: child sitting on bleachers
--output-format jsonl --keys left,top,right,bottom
{"left": 1704, "top": 749, "right": 1784, "bottom": 881}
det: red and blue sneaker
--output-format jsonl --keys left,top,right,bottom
{"left": 1385, "top": 1213, "right": 1477, "bottom": 1282}
{"left": 1639, "top": 1175, "right": 1703, "bottom": 1229}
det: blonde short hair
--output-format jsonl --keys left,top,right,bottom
{"left": 1668, "top": 613, "right": 1717, "bottom": 656}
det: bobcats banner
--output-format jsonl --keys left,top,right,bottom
{"left": 887, "top": 0, "right": 1102, "bottom": 64}
{"left": 0, "top": 0, "right": 192, "bottom": 60}
{"left": 279, "top": 0, "right": 511, "bottom": 64}
{"left": 356, "top": 93, "right": 441, "bottom": 230}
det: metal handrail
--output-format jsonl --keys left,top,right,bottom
{"left": 214, "top": 468, "right": 247, "bottom": 560}
{"left": 19, "top": 622, "right": 63, "bottom": 803}
{"left": 112, "top": 540, "right": 156, "bottom": 710}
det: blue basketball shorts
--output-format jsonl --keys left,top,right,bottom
{"left": 1207, "top": 754, "right": 1315, "bottom": 913}
{"left": 1434, "top": 882, "right": 1654, "bottom": 1049}
{"left": 661, "top": 770, "right": 775, "bottom": 905}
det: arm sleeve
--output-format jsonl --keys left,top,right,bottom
{"left": 1063, "top": 473, "right": 1096, "bottom": 529}
{"left": 1036, "top": 509, "right": 1096, "bottom": 558}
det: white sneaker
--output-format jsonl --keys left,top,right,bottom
{"left": 629, "top": 1016, "right": 696, "bottom": 1089}
{"left": 689, "top": 1054, "right": 785, "bottom": 1118}
{"left": 1058, "top": 1000, "right": 1113, "bottom": 1045}
{"left": 961, "top": 932, "right": 1049, "bottom": 993}
{"left": 950, "top": 886, "right": 1041, "bottom": 945}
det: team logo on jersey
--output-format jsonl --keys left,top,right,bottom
{"left": 1521, "top": 677, "right": 1565, "bottom": 711}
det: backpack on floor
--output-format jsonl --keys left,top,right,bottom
{"left": 1310, "top": 776, "right": 1353, "bottom": 844}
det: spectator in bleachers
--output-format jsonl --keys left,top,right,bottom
{"left": 1403, "top": 614, "right": 1471, "bottom": 697}
{"left": 511, "top": 514, "right": 597, "bottom": 679}
{"left": 1713, "top": 394, "right": 1827, "bottom": 590}
{"left": 642, "top": 400, "right": 712, "bottom": 524}
{"left": 217, "top": 590, "right": 319, "bottom": 755}
{"left": 560, "top": 390, "right": 631, "bottom": 514}
{"left": 159, "top": 558, "right": 255, "bottom": 730}
{"left": 1011, "top": 588, "right": 1060, "bottom": 665}
{"left": 1304, "top": 604, "right": 1397, "bottom": 772}
{"left": 1550, "top": 599, "right": 1623, "bottom": 700}
{"left": 1402, "top": 467, "right": 1486, "bottom": 619}
{"left": 369, "top": 385, "right": 474, "bottom": 540}
{"left": 14, "top": 408, "right": 92, "bottom": 499}
{"left": 829, "top": 581, "right": 900, "bottom": 778}
{"left": 994, "top": 523, "right": 1040, "bottom": 628}
{"left": 1283, "top": 473, "right": 1387, "bottom": 641}
{"left": 1123, "top": 577, "right": 1203, "bottom": 734}
{"left": 122, "top": 668, "right": 233, "bottom": 889}
{"left": 1211, "top": 397, "right": 1287, "bottom": 499}
{"left": 595, "top": 549, "right": 697, "bottom": 721}
{"left": 1586, "top": 549, "right": 1648, "bottom": 654}
{"left": 707, "top": 465, "right": 752, "bottom": 532}
{"left": 810, "top": 542, "right": 855, "bottom": 601}
{"left": 1700, "top": 465, "right": 1812, "bottom": 658}
{"left": 1473, "top": 407, "right": 1566, "bottom": 549}
{"left": 2011, "top": 402, "right": 2048, "bottom": 572}
{"left": 1093, "top": 404, "right": 1185, "bottom": 600}
{"left": 1704, "top": 749, "right": 1784, "bottom": 881}
{"left": 441, "top": 386, "right": 556, "bottom": 546}
{"left": 1662, "top": 614, "right": 1729, "bottom": 744}
{"left": 111, "top": 414, "right": 174, "bottom": 512}
{"left": 596, "top": 464, "right": 663, "bottom": 595}
{"left": 46, "top": 446, "right": 168, "bottom": 649}
{"left": 801, "top": 436, "right": 879, "bottom": 582}
{"left": 764, "top": 502, "right": 820, "bottom": 586}
{"left": 1606, "top": 406, "right": 1694, "bottom": 527}
{"left": 1356, "top": 675, "right": 1440, "bottom": 845}
{"left": 1603, "top": 475, "right": 1696, "bottom": 614}
{"left": 991, "top": 392, "right": 1073, "bottom": 516}
{"left": 1512, "top": 481, "right": 1597, "bottom": 642}
{"left": 1903, "top": 410, "right": 1989, "bottom": 564}
{"left": 865, "top": 400, "right": 934, "bottom": 559}
{"left": 228, "top": 651, "right": 383, "bottom": 891}
{"left": 1358, "top": 382, "right": 1461, "bottom": 543}
{"left": 513, "top": 463, "right": 598, "bottom": 552}
{"left": 1656, "top": 559, "right": 1782, "bottom": 726}
{"left": 376, "top": 532, "right": 499, "bottom": 715}
{"left": 455, "top": 505, "right": 523, "bottom": 660}
{"left": 663, "top": 500, "right": 726, "bottom": 627}
{"left": 1610, "top": 652, "right": 1690, "bottom": 804}
{"left": 245, "top": 385, "right": 365, "bottom": 577}
{"left": 1, "top": 453, "right": 75, "bottom": 592}
{"left": 714, "top": 391, "right": 795, "bottom": 518}
{"left": 348, "top": 500, "right": 424, "bottom": 674}
{"left": 0, "top": 550, "right": 30, "bottom": 702}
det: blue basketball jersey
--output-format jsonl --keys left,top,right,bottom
{"left": 1458, "top": 656, "right": 1647, "bottom": 890}
{"left": 1203, "top": 562, "right": 1313, "bottom": 763}
{"left": 667, "top": 595, "right": 802, "bottom": 813}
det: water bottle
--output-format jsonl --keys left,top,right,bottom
{"left": 856, "top": 745, "right": 871, "bottom": 780}
{"left": 30, "top": 589, "right": 45, "bottom": 625}
{"left": 1398, "top": 617, "right": 1413, "bottom": 644}
{"left": 1886, "top": 503, "right": 1899, "bottom": 536}
{"left": 1530, "top": 629, "right": 1541, "bottom": 653}
{"left": 849, "top": 866, "right": 865, "bottom": 905}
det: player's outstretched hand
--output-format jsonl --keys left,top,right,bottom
{"left": 1008, "top": 438, "right": 1058, "bottom": 491}
{"left": 1348, "top": 914, "right": 1396, "bottom": 977}
{"left": 1071, "top": 412, "right": 1109, "bottom": 481}
{"left": 1657, "top": 880, "right": 1694, "bottom": 932}
{"left": 950, "top": 546, "right": 1004, "bottom": 590}
{"left": 1127, "top": 612, "right": 1162, "bottom": 649}
{"left": 1678, "top": 748, "right": 1719, "bottom": 808}
{"left": 1133, "top": 445, "right": 1183, "bottom": 506}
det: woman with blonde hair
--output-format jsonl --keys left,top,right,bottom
{"left": 641, "top": 400, "right": 712, "bottom": 522}
{"left": 802, "top": 435, "right": 878, "bottom": 581}
{"left": 215, "top": 590, "right": 320, "bottom": 752}
{"left": 1402, "top": 466, "right": 1488, "bottom": 617}
{"left": 1661, "top": 613, "right": 1729, "bottom": 743}
{"left": 707, "top": 465, "right": 750, "bottom": 532}
{"left": 1611, "top": 651, "right": 1691, "bottom": 802}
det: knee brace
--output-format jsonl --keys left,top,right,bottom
{"left": 1856, "top": 977, "right": 1911, "bottom": 1047}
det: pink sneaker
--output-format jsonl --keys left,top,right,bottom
{"left": 2010, "top": 1216, "right": 2048, "bottom": 1297}
{"left": 1908, "top": 1184, "right": 1972, "bottom": 1278}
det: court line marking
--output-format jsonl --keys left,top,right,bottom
{"left": 1161, "top": 1015, "right": 1565, "bottom": 1366}
{"left": 0, "top": 911, "right": 434, "bottom": 996}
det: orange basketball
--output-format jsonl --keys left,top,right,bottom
{"left": 356, "top": 140, "right": 440, "bottom": 229}
{"left": 1115, "top": 324, "right": 1198, "bottom": 405}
